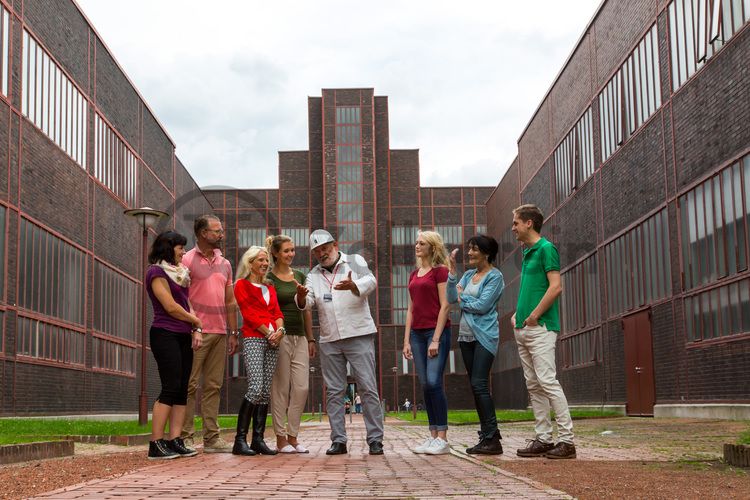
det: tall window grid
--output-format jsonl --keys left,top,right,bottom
{"left": 22, "top": 30, "right": 88, "bottom": 168}
{"left": 94, "top": 114, "right": 137, "bottom": 206}
{"left": 237, "top": 228, "right": 267, "bottom": 248}
{"left": 335, "top": 106, "right": 364, "bottom": 254}
{"left": 0, "top": 5, "right": 9, "bottom": 97}
{"left": 684, "top": 277, "right": 750, "bottom": 341}
{"left": 16, "top": 316, "right": 85, "bottom": 367}
{"left": 561, "top": 327, "right": 603, "bottom": 369}
{"left": 679, "top": 155, "right": 749, "bottom": 290}
{"left": 0, "top": 205, "right": 5, "bottom": 300}
{"left": 560, "top": 253, "right": 600, "bottom": 333}
{"left": 281, "top": 228, "right": 310, "bottom": 248}
{"left": 391, "top": 226, "right": 420, "bottom": 246}
{"left": 599, "top": 24, "right": 661, "bottom": 162}
{"left": 92, "top": 261, "right": 137, "bottom": 375}
{"left": 433, "top": 225, "right": 463, "bottom": 245}
{"left": 18, "top": 219, "right": 86, "bottom": 325}
{"left": 555, "top": 107, "right": 595, "bottom": 204}
{"left": 669, "top": 0, "right": 749, "bottom": 91}
{"left": 605, "top": 208, "right": 671, "bottom": 316}
{"left": 391, "top": 264, "right": 411, "bottom": 324}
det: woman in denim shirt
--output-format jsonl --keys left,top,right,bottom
{"left": 447, "top": 234, "right": 504, "bottom": 455}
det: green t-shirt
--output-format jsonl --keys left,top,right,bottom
{"left": 267, "top": 269, "right": 307, "bottom": 336}
{"left": 515, "top": 237, "right": 560, "bottom": 332}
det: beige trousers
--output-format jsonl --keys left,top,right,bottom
{"left": 271, "top": 335, "right": 310, "bottom": 438}
{"left": 181, "top": 333, "right": 227, "bottom": 445}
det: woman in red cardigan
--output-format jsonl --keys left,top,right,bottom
{"left": 232, "top": 245, "right": 285, "bottom": 456}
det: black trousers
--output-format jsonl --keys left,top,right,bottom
{"left": 150, "top": 327, "right": 193, "bottom": 406}
{"left": 459, "top": 340, "right": 500, "bottom": 439}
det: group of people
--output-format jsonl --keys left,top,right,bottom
{"left": 144, "top": 203, "right": 576, "bottom": 461}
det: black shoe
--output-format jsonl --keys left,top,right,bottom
{"left": 326, "top": 442, "right": 348, "bottom": 455}
{"left": 368, "top": 441, "right": 384, "bottom": 455}
{"left": 166, "top": 437, "right": 198, "bottom": 457}
{"left": 544, "top": 442, "right": 577, "bottom": 459}
{"left": 474, "top": 431, "right": 503, "bottom": 455}
{"left": 466, "top": 431, "right": 485, "bottom": 454}
{"left": 233, "top": 399, "right": 257, "bottom": 456}
{"left": 250, "top": 404, "right": 277, "bottom": 455}
{"left": 148, "top": 439, "right": 179, "bottom": 460}
{"left": 516, "top": 438, "right": 555, "bottom": 457}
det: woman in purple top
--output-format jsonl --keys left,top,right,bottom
{"left": 401, "top": 230, "right": 452, "bottom": 455}
{"left": 145, "top": 231, "right": 203, "bottom": 460}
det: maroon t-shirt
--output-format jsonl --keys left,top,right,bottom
{"left": 408, "top": 266, "right": 451, "bottom": 329}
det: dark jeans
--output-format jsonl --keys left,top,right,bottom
{"left": 410, "top": 328, "right": 450, "bottom": 431}
{"left": 150, "top": 327, "right": 193, "bottom": 406}
{"left": 459, "top": 340, "right": 500, "bottom": 440}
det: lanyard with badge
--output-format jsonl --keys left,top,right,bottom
{"left": 322, "top": 263, "right": 342, "bottom": 302}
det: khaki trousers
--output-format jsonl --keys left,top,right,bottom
{"left": 514, "top": 324, "right": 574, "bottom": 444}
{"left": 271, "top": 335, "right": 310, "bottom": 437}
{"left": 181, "top": 333, "right": 227, "bottom": 445}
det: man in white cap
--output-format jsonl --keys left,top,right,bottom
{"left": 295, "top": 229, "right": 385, "bottom": 455}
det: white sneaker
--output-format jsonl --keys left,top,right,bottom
{"left": 425, "top": 437, "right": 450, "bottom": 455}
{"left": 413, "top": 437, "right": 435, "bottom": 454}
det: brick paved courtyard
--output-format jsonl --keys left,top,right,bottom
{"left": 35, "top": 416, "right": 576, "bottom": 499}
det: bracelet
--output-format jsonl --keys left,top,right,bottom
{"left": 277, "top": 327, "right": 286, "bottom": 335}
{"left": 228, "top": 330, "right": 240, "bottom": 337}
{"left": 307, "top": 338, "right": 316, "bottom": 343}
{"left": 192, "top": 327, "right": 202, "bottom": 334}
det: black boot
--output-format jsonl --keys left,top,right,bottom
{"left": 232, "top": 399, "right": 257, "bottom": 456}
{"left": 250, "top": 404, "right": 277, "bottom": 455}
{"left": 466, "top": 431, "right": 485, "bottom": 454}
{"left": 474, "top": 430, "right": 503, "bottom": 455}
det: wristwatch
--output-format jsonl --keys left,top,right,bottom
{"left": 192, "top": 327, "right": 203, "bottom": 334}
{"left": 277, "top": 327, "right": 286, "bottom": 335}
{"left": 229, "top": 330, "right": 240, "bottom": 337}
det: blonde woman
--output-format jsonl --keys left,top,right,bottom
{"left": 232, "top": 246, "right": 284, "bottom": 456}
{"left": 266, "top": 235, "right": 316, "bottom": 454}
{"left": 401, "top": 231, "right": 452, "bottom": 455}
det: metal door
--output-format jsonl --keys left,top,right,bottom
{"left": 622, "top": 310, "right": 655, "bottom": 416}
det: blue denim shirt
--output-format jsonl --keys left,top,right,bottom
{"left": 447, "top": 268, "right": 505, "bottom": 355}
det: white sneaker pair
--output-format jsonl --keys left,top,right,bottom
{"left": 413, "top": 437, "right": 450, "bottom": 455}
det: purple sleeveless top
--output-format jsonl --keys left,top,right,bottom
{"left": 145, "top": 266, "right": 192, "bottom": 333}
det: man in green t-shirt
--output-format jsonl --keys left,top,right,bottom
{"left": 511, "top": 204, "right": 576, "bottom": 460}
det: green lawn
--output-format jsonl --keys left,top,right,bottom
{"left": 387, "top": 408, "right": 621, "bottom": 425}
{"left": 0, "top": 414, "right": 323, "bottom": 445}
{"left": 738, "top": 427, "right": 750, "bottom": 445}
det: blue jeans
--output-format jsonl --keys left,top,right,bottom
{"left": 459, "top": 340, "right": 500, "bottom": 440}
{"left": 410, "top": 328, "right": 450, "bottom": 431}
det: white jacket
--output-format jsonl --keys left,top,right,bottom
{"left": 299, "top": 252, "right": 377, "bottom": 343}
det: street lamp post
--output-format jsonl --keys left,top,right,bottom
{"left": 391, "top": 366, "right": 398, "bottom": 413}
{"left": 309, "top": 366, "right": 316, "bottom": 415}
{"left": 124, "top": 207, "right": 170, "bottom": 426}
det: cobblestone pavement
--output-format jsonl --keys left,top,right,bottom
{"left": 35, "top": 416, "right": 573, "bottom": 499}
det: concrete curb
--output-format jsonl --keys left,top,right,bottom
{"left": 723, "top": 443, "right": 750, "bottom": 467}
{"left": 0, "top": 440, "right": 74, "bottom": 465}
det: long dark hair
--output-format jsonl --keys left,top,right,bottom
{"left": 148, "top": 231, "right": 188, "bottom": 265}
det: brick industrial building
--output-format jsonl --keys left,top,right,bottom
{"left": 204, "top": 88, "right": 493, "bottom": 412}
{"left": 1, "top": 0, "right": 749, "bottom": 418}
{"left": 486, "top": 0, "right": 750, "bottom": 417}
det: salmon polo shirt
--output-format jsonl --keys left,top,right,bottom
{"left": 182, "top": 247, "right": 233, "bottom": 334}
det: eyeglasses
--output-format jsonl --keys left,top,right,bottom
{"left": 206, "top": 228, "right": 225, "bottom": 234}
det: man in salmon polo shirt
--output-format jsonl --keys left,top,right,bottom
{"left": 180, "top": 215, "right": 239, "bottom": 453}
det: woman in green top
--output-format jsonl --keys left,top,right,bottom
{"left": 266, "top": 235, "right": 317, "bottom": 453}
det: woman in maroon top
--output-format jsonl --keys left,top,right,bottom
{"left": 402, "top": 230, "right": 452, "bottom": 455}
{"left": 232, "top": 245, "right": 285, "bottom": 456}
{"left": 145, "top": 231, "right": 203, "bottom": 460}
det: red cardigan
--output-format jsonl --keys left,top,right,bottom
{"left": 234, "top": 279, "right": 283, "bottom": 339}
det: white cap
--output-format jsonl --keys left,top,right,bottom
{"left": 309, "top": 229, "right": 335, "bottom": 250}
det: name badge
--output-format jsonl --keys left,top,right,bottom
{"left": 323, "top": 293, "right": 333, "bottom": 302}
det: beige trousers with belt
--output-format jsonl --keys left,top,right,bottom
{"left": 271, "top": 335, "right": 310, "bottom": 438}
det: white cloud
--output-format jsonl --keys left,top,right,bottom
{"left": 77, "top": 0, "right": 601, "bottom": 189}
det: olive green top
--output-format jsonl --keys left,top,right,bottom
{"left": 267, "top": 269, "right": 307, "bottom": 336}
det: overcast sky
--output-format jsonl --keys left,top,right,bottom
{"left": 76, "top": 0, "right": 602, "bottom": 189}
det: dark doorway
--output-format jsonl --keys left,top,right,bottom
{"left": 622, "top": 310, "right": 655, "bottom": 416}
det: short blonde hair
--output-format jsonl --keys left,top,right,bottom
{"left": 416, "top": 230, "right": 448, "bottom": 268}
{"left": 236, "top": 246, "right": 269, "bottom": 281}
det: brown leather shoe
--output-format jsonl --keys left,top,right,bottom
{"left": 516, "top": 439, "right": 555, "bottom": 457}
{"left": 544, "top": 441, "right": 577, "bottom": 459}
